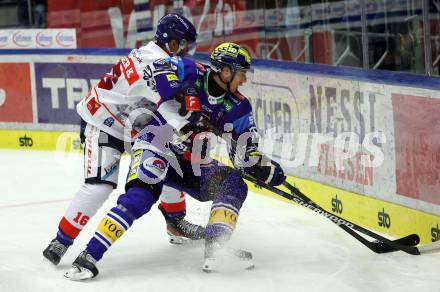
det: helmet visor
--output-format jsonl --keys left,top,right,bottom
{"left": 187, "top": 41, "right": 197, "bottom": 56}
{"left": 178, "top": 39, "right": 197, "bottom": 56}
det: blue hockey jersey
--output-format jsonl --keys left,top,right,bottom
{"left": 134, "top": 56, "right": 259, "bottom": 167}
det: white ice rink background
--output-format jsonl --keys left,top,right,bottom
{"left": 1, "top": 150, "right": 439, "bottom": 292}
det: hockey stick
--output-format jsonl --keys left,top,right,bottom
{"left": 194, "top": 114, "right": 420, "bottom": 254}
{"left": 241, "top": 173, "right": 421, "bottom": 255}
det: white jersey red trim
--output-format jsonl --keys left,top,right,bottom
{"left": 76, "top": 41, "right": 169, "bottom": 141}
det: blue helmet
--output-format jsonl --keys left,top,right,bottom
{"left": 154, "top": 13, "right": 197, "bottom": 46}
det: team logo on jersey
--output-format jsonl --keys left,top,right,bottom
{"left": 103, "top": 117, "right": 115, "bottom": 127}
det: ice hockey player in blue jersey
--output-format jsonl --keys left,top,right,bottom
{"left": 64, "top": 42, "right": 286, "bottom": 280}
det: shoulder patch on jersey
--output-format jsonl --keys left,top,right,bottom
{"left": 153, "top": 58, "right": 172, "bottom": 71}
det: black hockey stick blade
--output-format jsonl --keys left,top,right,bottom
{"left": 243, "top": 174, "right": 421, "bottom": 255}
{"left": 334, "top": 223, "right": 419, "bottom": 254}
{"left": 280, "top": 180, "right": 421, "bottom": 255}
{"left": 373, "top": 233, "right": 420, "bottom": 253}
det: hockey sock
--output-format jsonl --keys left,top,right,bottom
{"left": 57, "top": 183, "right": 113, "bottom": 245}
{"left": 159, "top": 190, "right": 186, "bottom": 218}
{"left": 86, "top": 205, "right": 134, "bottom": 261}
{"left": 205, "top": 171, "right": 247, "bottom": 242}
{"left": 56, "top": 229, "right": 74, "bottom": 246}
{"left": 205, "top": 203, "right": 239, "bottom": 242}
{"left": 85, "top": 186, "right": 158, "bottom": 261}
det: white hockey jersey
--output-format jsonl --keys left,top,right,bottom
{"left": 76, "top": 41, "right": 171, "bottom": 141}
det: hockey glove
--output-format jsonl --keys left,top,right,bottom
{"left": 243, "top": 152, "right": 286, "bottom": 187}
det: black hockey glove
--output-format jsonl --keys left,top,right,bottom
{"left": 243, "top": 152, "right": 286, "bottom": 187}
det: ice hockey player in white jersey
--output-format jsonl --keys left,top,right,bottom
{"left": 64, "top": 42, "right": 286, "bottom": 280}
{"left": 43, "top": 13, "right": 205, "bottom": 266}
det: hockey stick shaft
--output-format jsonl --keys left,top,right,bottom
{"left": 243, "top": 173, "right": 420, "bottom": 255}
{"left": 280, "top": 181, "right": 421, "bottom": 254}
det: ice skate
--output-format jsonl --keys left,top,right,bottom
{"left": 64, "top": 250, "right": 99, "bottom": 281}
{"left": 158, "top": 204, "right": 205, "bottom": 244}
{"left": 202, "top": 240, "right": 254, "bottom": 272}
{"left": 43, "top": 238, "right": 68, "bottom": 265}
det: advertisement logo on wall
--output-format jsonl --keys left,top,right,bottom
{"left": 12, "top": 31, "right": 33, "bottom": 48}
{"left": 55, "top": 31, "right": 76, "bottom": 48}
{"left": 36, "top": 31, "right": 53, "bottom": 47}
{"left": 0, "top": 63, "right": 32, "bottom": 123}
{"left": 378, "top": 208, "right": 391, "bottom": 228}
{"left": 34, "top": 63, "right": 111, "bottom": 124}
{"left": 0, "top": 29, "right": 76, "bottom": 49}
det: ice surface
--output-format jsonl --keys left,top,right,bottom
{"left": 1, "top": 150, "right": 439, "bottom": 292}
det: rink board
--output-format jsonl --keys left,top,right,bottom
{"left": 2, "top": 128, "right": 440, "bottom": 245}
{"left": 0, "top": 129, "right": 82, "bottom": 152}
{"left": 1, "top": 51, "right": 440, "bottom": 218}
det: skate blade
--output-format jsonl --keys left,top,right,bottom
{"left": 169, "top": 235, "right": 205, "bottom": 246}
{"left": 64, "top": 266, "right": 94, "bottom": 281}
